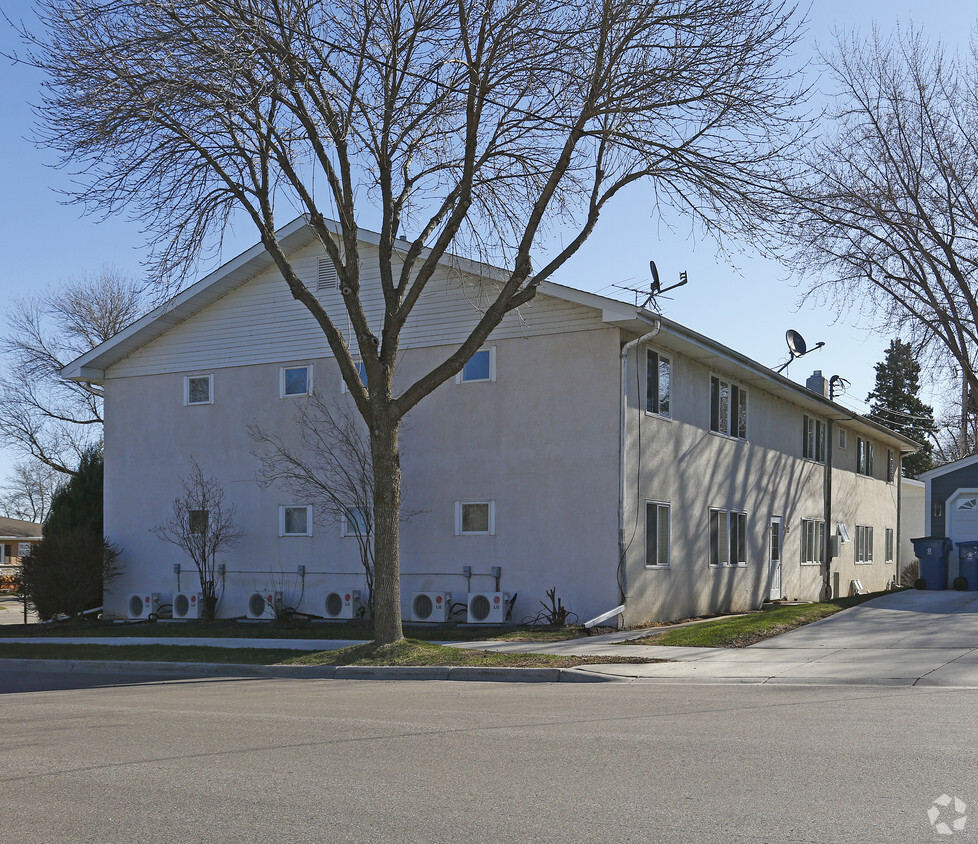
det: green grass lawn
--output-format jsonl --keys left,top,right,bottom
{"left": 629, "top": 592, "right": 888, "bottom": 648}
{"left": 0, "top": 639, "right": 664, "bottom": 669}
{"left": 0, "top": 616, "right": 590, "bottom": 642}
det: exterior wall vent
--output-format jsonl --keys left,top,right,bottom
{"left": 318, "top": 258, "right": 339, "bottom": 291}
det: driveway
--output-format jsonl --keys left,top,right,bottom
{"left": 576, "top": 589, "right": 978, "bottom": 686}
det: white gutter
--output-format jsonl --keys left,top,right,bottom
{"left": 618, "top": 323, "right": 661, "bottom": 615}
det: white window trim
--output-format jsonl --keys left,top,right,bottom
{"left": 645, "top": 500, "right": 671, "bottom": 567}
{"left": 801, "top": 518, "right": 826, "bottom": 566}
{"left": 184, "top": 374, "right": 213, "bottom": 406}
{"left": 455, "top": 347, "right": 496, "bottom": 384}
{"left": 645, "top": 349, "right": 672, "bottom": 419}
{"left": 340, "top": 361, "right": 368, "bottom": 394}
{"left": 279, "top": 505, "right": 313, "bottom": 537}
{"left": 838, "top": 427, "right": 848, "bottom": 449}
{"left": 855, "top": 524, "right": 874, "bottom": 564}
{"left": 885, "top": 527, "right": 895, "bottom": 564}
{"left": 341, "top": 506, "right": 370, "bottom": 538}
{"left": 455, "top": 500, "right": 495, "bottom": 535}
{"left": 710, "top": 374, "right": 748, "bottom": 440}
{"left": 803, "top": 415, "right": 826, "bottom": 463}
{"left": 280, "top": 364, "right": 312, "bottom": 398}
{"left": 709, "top": 507, "right": 748, "bottom": 568}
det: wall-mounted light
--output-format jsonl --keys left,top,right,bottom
{"left": 933, "top": 501, "right": 944, "bottom": 519}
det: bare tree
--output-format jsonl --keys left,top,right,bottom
{"left": 0, "top": 268, "right": 146, "bottom": 474}
{"left": 250, "top": 396, "right": 389, "bottom": 614}
{"left": 785, "top": 27, "right": 978, "bottom": 450}
{"left": 0, "top": 459, "right": 61, "bottom": 523}
{"left": 151, "top": 461, "right": 242, "bottom": 621}
{"left": 23, "top": 0, "right": 808, "bottom": 643}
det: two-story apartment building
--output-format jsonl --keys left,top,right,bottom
{"left": 62, "top": 219, "right": 916, "bottom": 625}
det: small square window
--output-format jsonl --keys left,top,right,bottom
{"left": 342, "top": 506, "right": 370, "bottom": 537}
{"left": 456, "top": 348, "right": 495, "bottom": 384}
{"left": 280, "top": 505, "right": 312, "bottom": 537}
{"left": 185, "top": 374, "right": 213, "bottom": 405}
{"left": 281, "top": 365, "right": 311, "bottom": 397}
{"left": 455, "top": 500, "right": 495, "bottom": 535}
{"left": 188, "top": 509, "right": 209, "bottom": 535}
{"left": 340, "top": 361, "right": 368, "bottom": 393}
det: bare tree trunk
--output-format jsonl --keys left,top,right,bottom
{"left": 962, "top": 371, "right": 970, "bottom": 460}
{"left": 370, "top": 416, "right": 403, "bottom": 645}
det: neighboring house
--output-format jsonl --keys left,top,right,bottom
{"left": 61, "top": 219, "right": 917, "bottom": 625}
{"left": 900, "top": 478, "right": 925, "bottom": 580}
{"left": 0, "top": 517, "right": 43, "bottom": 566}
{"left": 918, "top": 456, "right": 978, "bottom": 583}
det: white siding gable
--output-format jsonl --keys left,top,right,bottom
{"left": 108, "top": 240, "right": 604, "bottom": 378}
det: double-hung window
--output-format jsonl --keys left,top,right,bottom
{"left": 646, "top": 350, "right": 671, "bottom": 417}
{"left": 857, "top": 438, "right": 875, "bottom": 476}
{"left": 855, "top": 525, "right": 874, "bottom": 563}
{"left": 710, "top": 376, "right": 747, "bottom": 439}
{"left": 709, "top": 508, "right": 747, "bottom": 566}
{"left": 803, "top": 415, "right": 826, "bottom": 462}
{"left": 645, "top": 502, "right": 670, "bottom": 567}
{"left": 886, "top": 449, "right": 896, "bottom": 483}
{"left": 801, "top": 519, "right": 825, "bottom": 565}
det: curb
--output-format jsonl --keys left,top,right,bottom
{"left": 0, "top": 658, "right": 623, "bottom": 684}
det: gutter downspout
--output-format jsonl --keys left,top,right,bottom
{"left": 824, "top": 419, "right": 834, "bottom": 600}
{"left": 618, "top": 323, "right": 661, "bottom": 618}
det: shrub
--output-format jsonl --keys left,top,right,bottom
{"left": 900, "top": 559, "right": 920, "bottom": 588}
{"left": 21, "top": 530, "right": 121, "bottom": 620}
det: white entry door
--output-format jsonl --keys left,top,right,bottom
{"left": 769, "top": 517, "right": 782, "bottom": 601}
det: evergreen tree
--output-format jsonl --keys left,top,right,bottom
{"left": 21, "top": 445, "right": 120, "bottom": 619}
{"left": 866, "top": 340, "right": 935, "bottom": 478}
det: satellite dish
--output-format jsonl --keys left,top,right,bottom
{"left": 786, "top": 329, "right": 807, "bottom": 358}
{"left": 649, "top": 260, "right": 660, "bottom": 296}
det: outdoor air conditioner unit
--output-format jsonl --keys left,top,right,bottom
{"left": 324, "top": 589, "right": 363, "bottom": 620}
{"left": 411, "top": 591, "right": 451, "bottom": 622}
{"left": 246, "top": 591, "right": 281, "bottom": 619}
{"left": 467, "top": 592, "right": 509, "bottom": 624}
{"left": 172, "top": 591, "right": 204, "bottom": 620}
{"left": 128, "top": 592, "right": 161, "bottom": 620}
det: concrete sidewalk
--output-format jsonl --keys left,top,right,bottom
{"left": 4, "top": 590, "right": 978, "bottom": 686}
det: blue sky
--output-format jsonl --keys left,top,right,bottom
{"left": 0, "top": 0, "right": 975, "bottom": 482}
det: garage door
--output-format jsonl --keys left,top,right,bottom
{"left": 948, "top": 494, "right": 978, "bottom": 577}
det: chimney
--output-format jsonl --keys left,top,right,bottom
{"left": 806, "top": 370, "right": 829, "bottom": 397}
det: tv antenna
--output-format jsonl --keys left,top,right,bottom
{"left": 774, "top": 329, "right": 825, "bottom": 374}
{"left": 611, "top": 261, "right": 689, "bottom": 309}
{"left": 640, "top": 261, "right": 688, "bottom": 309}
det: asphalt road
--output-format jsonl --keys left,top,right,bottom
{"left": 1, "top": 671, "right": 975, "bottom": 843}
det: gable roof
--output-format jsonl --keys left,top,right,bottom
{"left": 0, "top": 517, "right": 43, "bottom": 541}
{"left": 61, "top": 217, "right": 917, "bottom": 453}
{"left": 919, "top": 453, "right": 978, "bottom": 481}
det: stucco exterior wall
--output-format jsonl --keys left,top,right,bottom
{"left": 620, "top": 343, "right": 902, "bottom": 625}
{"left": 102, "top": 326, "right": 622, "bottom": 623}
